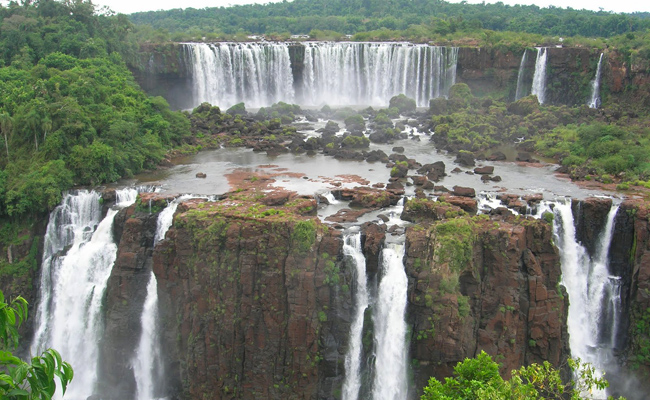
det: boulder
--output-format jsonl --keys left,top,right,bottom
{"left": 452, "top": 186, "right": 476, "bottom": 198}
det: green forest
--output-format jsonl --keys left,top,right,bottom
{"left": 1, "top": 0, "right": 650, "bottom": 398}
{"left": 0, "top": 1, "right": 190, "bottom": 219}
{"left": 130, "top": 0, "right": 650, "bottom": 44}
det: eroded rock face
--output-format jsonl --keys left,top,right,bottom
{"left": 152, "top": 200, "right": 349, "bottom": 399}
{"left": 404, "top": 215, "right": 569, "bottom": 393}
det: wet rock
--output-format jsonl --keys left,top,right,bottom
{"left": 487, "top": 151, "right": 507, "bottom": 161}
{"left": 386, "top": 181, "right": 405, "bottom": 195}
{"left": 349, "top": 188, "right": 400, "bottom": 209}
{"left": 440, "top": 195, "right": 478, "bottom": 215}
{"left": 454, "top": 151, "right": 476, "bottom": 167}
{"left": 362, "top": 222, "right": 386, "bottom": 276}
{"left": 452, "top": 186, "right": 476, "bottom": 198}
{"left": 422, "top": 181, "right": 435, "bottom": 190}
{"left": 451, "top": 167, "right": 463, "bottom": 173}
{"left": 196, "top": 172, "right": 207, "bottom": 178}
{"left": 522, "top": 193, "right": 544, "bottom": 205}
{"left": 411, "top": 176, "right": 428, "bottom": 186}
{"left": 392, "top": 146, "right": 405, "bottom": 153}
{"left": 261, "top": 191, "right": 291, "bottom": 206}
{"left": 516, "top": 152, "right": 538, "bottom": 163}
{"left": 474, "top": 166, "right": 495, "bottom": 175}
{"left": 491, "top": 175, "right": 502, "bottom": 182}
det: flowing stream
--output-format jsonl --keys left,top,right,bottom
{"left": 531, "top": 47, "right": 548, "bottom": 104}
{"left": 553, "top": 200, "right": 621, "bottom": 398}
{"left": 342, "top": 231, "right": 370, "bottom": 400}
{"left": 372, "top": 243, "right": 408, "bottom": 400}
{"left": 31, "top": 188, "right": 138, "bottom": 399}
{"left": 588, "top": 53, "right": 604, "bottom": 109}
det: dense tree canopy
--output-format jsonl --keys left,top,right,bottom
{"left": 0, "top": 0, "right": 190, "bottom": 218}
{"left": 129, "top": 0, "right": 650, "bottom": 40}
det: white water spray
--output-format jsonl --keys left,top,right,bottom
{"left": 531, "top": 47, "right": 548, "bottom": 104}
{"left": 554, "top": 200, "right": 620, "bottom": 398}
{"left": 184, "top": 42, "right": 458, "bottom": 108}
{"left": 302, "top": 42, "right": 458, "bottom": 107}
{"left": 31, "top": 188, "right": 138, "bottom": 399}
{"left": 133, "top": 273, "right": 164, "bottom": 400}
{"left": 515, "top": 49, "right": 528, "bottom": 101}
{"left": 342, "top": 232, "right": 370, "bottom": 400}
{"left": 372, "top": 244, "right": 408, "bottom": 400}
{"left": 588, "top": 53, "right": 604, "bottom": 109}
{"left": 184, "top": 42, "right": 295, "bottom": 109}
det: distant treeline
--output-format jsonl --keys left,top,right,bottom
{"left": 129, "top": 0, "right": 650, "bottom": 39}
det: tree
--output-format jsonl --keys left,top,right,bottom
{"left": 0, "top": 112, "right": 13, "bottom": 160}
{"left": 0, "top": 289, "right": 74, "bottom": 399}
{"left": 421, "top": 351, "right": 624, "bottom": 400}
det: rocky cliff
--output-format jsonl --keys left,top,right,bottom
{"left": 401, "top": 198, "right": 569, "bottom": 392}
{"left": 9, "top": 189, "right": 648, "bottom": 399}
{"left": 151, "top": 193, "right": 349, "bottom": 399}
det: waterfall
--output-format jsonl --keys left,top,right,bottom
{"left": 301, "top": 42, "right": 458, "bottom": 107}
{"left": 514, "top": 49, "right": 528, "bottom": 101}
{"left": 184, "top": 42, "right": 295, "bottom": 109}
{"left": 183, "top": 42, "right": 458, "bottom": 109}
{"left": 31, "top": 188, "right": 138, "bottom": 399}
{"left": 372, "top": 243, "right": 408, "bottom": 400}
{"left": 553, "top": 200, "right": 620, "bottom": 398}
{"left": 134, "top": 195, "right": 197, "bottom": 399}
{"left": 133, "top": 273, "right": 164, "bottom": 400}
{"left": 531, "top": 47, "right": 548, "bottom": 104}
{"left": 342, "top": 232, "right": 370, "bottom": 400}
{"left": 588, "top": 53, "right": 604, "bottom": 109}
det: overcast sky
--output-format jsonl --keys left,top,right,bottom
{"left": 87, "top": 0, "right": 650, "bottom": 15}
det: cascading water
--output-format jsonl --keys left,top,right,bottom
{"left": 553, "top": 200, "right": 620, "bottom": 398}
{"left": 514, "top": 49, "right": 528, "bottom": 101}
{"left": 342, "top": 232, "right": 370, "bottom": 400}
{"left": 183, "top": 42, "right": 295, "bottom": 109}
{"left": 183, "top": 42, "right": 458, "bottom": 108}
{"left": 301, "top": 42, "right": 458, "bottom": 107}
{"left": 588, "top": 53, "right": 604, "bottom": 109}
{"left": 372, "top": 243, "right": 408, "bottom": 400}
{"left": 531, "top": 47, "right": 548, "bottom": 104}
{"left": 132, "top": 196, "right": 193, "bottom": 400}
{"left": 31, "top": 188, "right": 138, "bottom": 399}
{"left": 133, "top": 273, "right": 164, "bottom": 400}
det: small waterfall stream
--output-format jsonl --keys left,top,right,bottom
{"left": 31, "top": 188, "right": 138, "bottom": 399}
{"left": 342, "top": 231, "right": 370, "bottom": 400}
{"left": 372, "top": 243, "right": 408, "bottom": 400}
{"left": 134, "top": 195, "right": 200, "bottom": 399}
{"left": 553, "top": 200, "right": 621, "bottom": 398}
{"left": 514, "top": 49, "right": 528, "bottom": 101}
{"left": 531, "top": 47, "right": 548, "bottom": 104}
{"left": 588, "top": 53, "right": 604, "bottom": 109}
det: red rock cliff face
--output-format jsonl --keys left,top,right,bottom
{"left": 404, "top": 213, "right": 569, "bottom": 394}
{"left": 622, "top": 200, "right": 650, "bottom": 395}
{"left": 152, "top": 199, "right": 349, "bottom": 399}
